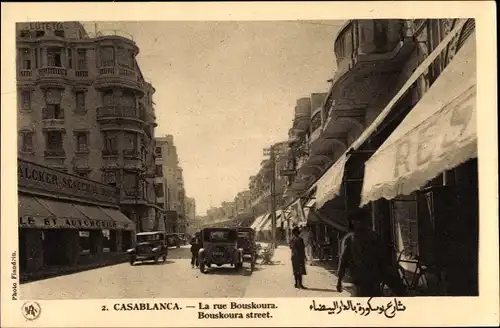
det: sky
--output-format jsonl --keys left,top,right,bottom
{"left": 84, "top": 21, "right": 343, "bottom": 216}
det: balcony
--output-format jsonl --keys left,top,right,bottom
{"left": 96, "top": 105, "right": 146, "bottom": 125}
{"left": 44, "top": 148, "right": 65, "bottom": 158}
{"left": 331, "top": 20, "right": 415, "bottom": 111}
{"left": 102, "top": 149, "right": 119, "bottom": 157}
{"left": 74, "top": 70, "right": 90, "bottom": 79}
{"left": 42, "top": 110, "right": 65, "bottom": 131}
{"left": 123, "top": 149, "right": 141, "bottom": 159}
{"left": 95, "top": 66, "right": 143, "bottom": 94}
{"left": 38, "top": 67, "right": 68, "bottom": 82}
{"left": 18, "top": 69, "right": 36, "bottom": 81}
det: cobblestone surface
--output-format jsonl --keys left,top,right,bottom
{"left": 21, "top": 245, "right": 353, "bottom": 300}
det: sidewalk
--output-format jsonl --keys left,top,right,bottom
{"left": 243, "top": 245, "right": 354, "bottom": 297}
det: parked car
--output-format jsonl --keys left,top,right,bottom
{"left": 198, "top": 228, "right": 243, "bottom": 274}
{"left": 236, "top": 227, "right": 257, "bottom": 271}
{"left": 176, "top": 233, "right": 188, "bottom": 246}
{"left": 127, "top": 231, "right": 168, "bottom": 265}
{"left": 166, "top": 233, "right": 179, "bottom": 247}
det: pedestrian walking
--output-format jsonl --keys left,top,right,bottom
{"left": 289, "top": 226, "right": 307, "bottom": 289}
{"left": 336, "top": 208, "right": 385, "bottom": 297}
{"left": 190, "top": 232, "right": 201, "bottom": 268}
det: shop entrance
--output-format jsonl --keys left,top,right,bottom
{"left": 43, "top": 229, "right": 71, "bottom": 266}
{"left": 121, "top": 231, "right": 132, "bottom": 251}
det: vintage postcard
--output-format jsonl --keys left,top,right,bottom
{"left": 1, "top": 1, "right": 498, "bottom": 327}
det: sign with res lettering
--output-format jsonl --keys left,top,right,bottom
{"left": 18, "top": 160, "right": 118, "bottom": 204}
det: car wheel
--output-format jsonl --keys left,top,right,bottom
{"left": 130, "top": 257, "right": 136, "bottom": 266}
{"left": 199, "top": 260, "right": 206, "bottom": 274}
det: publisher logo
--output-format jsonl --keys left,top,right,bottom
{"left": 22, "top": 301, "right": 41, "bottom": 321}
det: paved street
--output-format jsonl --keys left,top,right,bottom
{"left": 21, "top": 245, "right": 353, "bottom": 300}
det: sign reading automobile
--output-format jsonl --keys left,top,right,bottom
{"left": 18, "top": 160, "right": 118, "bottom": 204}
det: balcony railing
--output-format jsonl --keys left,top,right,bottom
{"left": 123, "top": 149, "right": 141, "bottom": 159}
{"left": 75, "top": 70, "right": 89, "bottom": 78}
{"left": 102, "top": 149, "right": 119, "bottom": 157}
{"left": 44, "top": 149, "right": 65, "bottom": 157}
{"left": 39, "top": 67, "right": 68, "bottom": 78}
{"left": 96, "top": 105, "right": 145, "bottom": 121}
{"left": 99, "top": 66, "right": 138, "bottom": 81}
{"left": 18, "top": 69, "right": 33, "bottom": 78}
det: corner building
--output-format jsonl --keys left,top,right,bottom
{"left": 16, "top": 21, "right": 162, "bottom": 232}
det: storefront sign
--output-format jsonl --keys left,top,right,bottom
{"left": 18, "top": 160, "right": 118, "bottom": 204}
{"left": 18, "top": 216, "right": 133, "bottom": 230}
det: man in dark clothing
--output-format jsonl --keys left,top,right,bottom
{"left": 289, "top": 226, "right": 307, "bottom": 289}
{"left": 336, "top": 208, "right": 385, "bottom": 297}
{"left": 190, "top": 233, "right": 201, "bottom": 268}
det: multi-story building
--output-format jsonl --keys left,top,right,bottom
{"left": 284, "top": 19, "right": 477, "bottom": 295}
{"left": 154, "top": 134, "right": 188, "bottom": 233}
{"left": 16, "top": 21, "right": 162, "bottom": 232}
{"left": 234, "top": 190, "right": 252, "bottom": 215}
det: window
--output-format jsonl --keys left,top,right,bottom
{"left": 77, "top": 49, "right": 87, "bottom": 70}
{"left": 75, "top": 91, "right": 86, "bottom": 110}
{"left": 46, "top": 131, "right": 63, "bottom": 150}
{"left": 103, "top": 132, "right": 117, "bottom": 152}
{"left": 67, "top": 49, "right": 73, "bottom": 69}
{"left": 155, "top": 165, "right": 163, "bottom": 177}
{"left": 20, "top": 131, "right": 33, "bottom": 152}
{"left": 79, "top": 230, "right": 91, "bottom": 255}
{"left": 100, "top": 47, "right": 115, "bottom": 67}
{"left": 47, "top": 48, "right": 62, "bottom": 67}
{"left": 102, "top": 170, "right": 117, "bottom": 185}
{"left": 35, "top": 30, "right": 45, "bottom": 37}
{"left": 44, "top": 104, "right": 64, "bottom": 119}
{"left": 117, "top": 47, "right": 134, "bottom": 69}
{"left": 19, "top": 49, "right": 31, "bottom": 69}
{"left": 102, "top": 90, "right": 114, "bottom": 105}
{"left": 155, "top": 183, "right": 164, "bottom": 197}
{"left": 155, "top": 147, "right": 162, "bottom": 158}
{"left": 102, "top": 230, "right": 117, "bottom": 252}
{"left": 19, "top": 90, "right": 31, "bottom": 110}
{"left": 75, "top": 132, "right": 88, "bottom": 152}
{"left": 76, "top": 171, "right": 89, "bottom": 178}
{"left": 124, "top": 132, "right": 138, "bottom": 152}
{"left": 19, "top": 30, "right": 30, "bottom": 38}
{"left": 54, "top": 30, "right": 65, "bottom": 38}
{"left": 123, "top": 172, "right": 138, "bottom": 196}
{"left": 121, "top": 90, "right": 135, "bottom": 107}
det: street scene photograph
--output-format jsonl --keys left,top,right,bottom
{"left": 15, "top": 18, "right": 479, "bottom": 300}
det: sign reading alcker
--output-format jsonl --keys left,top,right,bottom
{"left": 18, "top": 159, "right": 118, "bottom": 204}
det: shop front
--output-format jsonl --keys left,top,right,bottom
{"left": 360, "top": 34, "right": 477, "bottom": 295}
{"left": 18, "top": 159, "right": 136, "bottom": 281}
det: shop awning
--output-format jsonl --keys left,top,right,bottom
{"left": 256, "top": 213, "right": 272, "bottom": 232}
{"left": 72, "top": 204, "right": 123, "bottom": 230}
{"left": 313, "top": 154, "right": 349, "bottom": 209}
{"left": 250, "top": 214, "right": 267, "bottom": 230}
{"left": 18, "top": 195, "right": 55, "bottom": 228}
{"left": 99, "top": 207, "right": 136, "bottom": 231}
{"left": 36, "top": 197, "right": 87, "bottom": 220}
{"left": 361, "top": 35, "right": 477, "bottom": 206}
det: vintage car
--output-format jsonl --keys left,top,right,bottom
{"left": 127, "top": 231, "right": 169, "bottom": 265}
{"left": 176, "top": 233, "right": 188, "bottom": 246}
{"left": 166, "top": 233, "right": 180, "bottom": 248}
{"left": 236, "top": 227, "right": 257, "bottom": 271}
{"left": 198, "top": 228, "right": 243, "bottom": 274}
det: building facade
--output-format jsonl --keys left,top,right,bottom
{"left": 154, "top": 134, "right": 188, "bottom": 233}
{"left": 18, "top": 159, "right": 135, "bottom": 281}
{"left": 16, "top": 21, "right": 162, "bottom": 233}
{"left": 283, "top": 19, "right": 477, "bottom": 296}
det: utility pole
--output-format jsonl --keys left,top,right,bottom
{"left": 264, "top": 145, "right": 277, "bottom": 248}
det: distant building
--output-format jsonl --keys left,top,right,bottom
{"left": 16, "top": 21, "right": 162, "bottom": 232}
{"left": 154, "top": 134, "right": 187, "bottom": 233}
